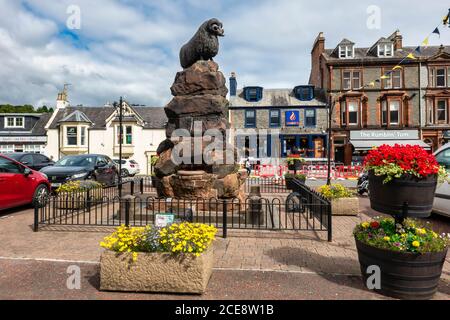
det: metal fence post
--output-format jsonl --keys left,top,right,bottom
{"left": 130, "top": 180, "right": 135, "bottom": 195}
{"left": 125, "top": 198, "right": 131, "bottom": 227}
{"left": 327, "top": 202, "right": 332, "bottom": 242}
{"left": 140, "top": 178, "right": 144, "bottom": 194}
{"left": 33, "top": 204, "right": 39, "bottom": 232}
{"left": 222, "top": 200, "right": 227, "bottom": 238}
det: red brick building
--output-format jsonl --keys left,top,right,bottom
{"left": 309, "top": 31, "right": 450, "bottom": 164}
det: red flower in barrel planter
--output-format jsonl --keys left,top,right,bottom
{"left": 363, "top": 144, "right": 447, "bottom": 218}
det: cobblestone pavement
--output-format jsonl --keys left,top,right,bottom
{"left": 0, "top": 196, "right": 449, "bottom": 300}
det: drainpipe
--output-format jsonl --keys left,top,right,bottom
{"left": 418, "top": 61, "right": 423, "bottom": 139}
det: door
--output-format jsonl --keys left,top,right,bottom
{"left": 0, "top": 157, "right": 30, "bottom": 209}
{"left": 314, "top": 137, "right": 324, "bottom": 158}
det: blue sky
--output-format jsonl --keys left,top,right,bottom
{"left": 0, "top": 0, "right": 449, "bottom": 108}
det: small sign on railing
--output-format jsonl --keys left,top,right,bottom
{"left": 155, "top": 214, "right": 175, "bottom": 228}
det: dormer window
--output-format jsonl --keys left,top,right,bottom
{"left": 4, "top": 116, "right": 24, "bottom": 128}
{"left": 294, "top": 86, "right": 314, "bottom": 101}
{"left": 243, "top": 87, "right": 263, "bottom": 102}
{"left": 378, "top": 44, "right": 394, "bottom": 57}
{"left": 339, "top": 45, "right": 354, "bottom": 58}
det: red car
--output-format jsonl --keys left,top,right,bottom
{"left": 0, "top": 154, "right": 51, "bottom": 210}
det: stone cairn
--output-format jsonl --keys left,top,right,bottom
{"left": 154, "top": 60, "right": 247, "bottom": 202}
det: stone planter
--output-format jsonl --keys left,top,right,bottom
{"left": 55, "top": 188, "right": 103, "bottom": 210}
{"left": 330, "top": 197, "right": 359, "bottom": 216}
{"left": 100, "top": 247, "right": 214, "bottom": 294}
{"left": 355, "top": 238, "right": 448, "bottom": 300}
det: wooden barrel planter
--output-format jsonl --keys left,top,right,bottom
{"left": 368, "top": 171, "right": 437, "bottom": 218}
{"left": 355, "top": 238, "right": 447, "bottom": 300}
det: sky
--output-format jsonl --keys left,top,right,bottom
{"left": 0, "top": 0, "right": 449, "bottom": 108}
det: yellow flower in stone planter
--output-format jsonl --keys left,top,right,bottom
{"left": 412, "top": 241, "right": 420, "bottom": 247}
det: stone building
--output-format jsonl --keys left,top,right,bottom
{"left": 228, "top": 73, "right": 328, "bottom": 162}
{"left": 43, "top": 88, "right": 167, "bottom": 174}
{"left": 309, "top": 30, "right": 448, "bottom": 164}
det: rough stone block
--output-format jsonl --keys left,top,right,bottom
{"left": 100, "top": 247, "right": 214, "bottom": 294}
{"left": 331, "top": 197, "right": 359, "bottom": 216}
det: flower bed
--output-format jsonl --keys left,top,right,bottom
{"left": 55, "top": 180, "right": 103, "bottom": 209}
{"left": 100, "top": 223, "right": 217, "bottom": 294}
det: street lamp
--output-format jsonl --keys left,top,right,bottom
{"left": 326, "top": 95, "right": 336, "bottom": 186}
{"left": 113, "top": 97, "right": 123, "bottom": 197}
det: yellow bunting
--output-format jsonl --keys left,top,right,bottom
{"left": 368, "top": 81, "right": 375, "bottom": 87}
{"left": 392, "top": 66, "right": 402, "bottom": 70}
{"left": 421, "top": 37, "right": 429, "bottom": 46}
{"left": 380, "top": 75, "right": 389, "bottom": 79}
{"left": 407, "top": 53, "right": 417, "bottom": 60}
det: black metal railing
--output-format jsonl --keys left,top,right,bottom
{"left": 35, "top": 178, "right": 331, "bottom": 241}
{"left": 245, "top": 177, "right": 289, "bottom": 194}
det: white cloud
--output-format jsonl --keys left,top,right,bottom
{"left": 0, "top": 0, "right": 449, "bottom": 108}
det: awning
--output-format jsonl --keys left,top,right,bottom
{"left": 350, "top": 140, "right": 431, "bottom": 151}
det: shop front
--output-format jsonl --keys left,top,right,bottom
{"left": 280, "top": 134, "right": 327, "bottom": 159}
{"left": 348, "top": 130, "right": 430, "bottom": 164}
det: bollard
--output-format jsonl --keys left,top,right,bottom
{"left": 222, "top": 200, "right": 227, "bottom": 238}
{"left": 33, "top": 204, "right": 39, "bottom": 232}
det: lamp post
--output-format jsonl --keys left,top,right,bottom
{"left": 113, "top": 97, "right": 123, "bottom": 197}
{"left": 326, "top": 95, "right": 336, "bottom": 186}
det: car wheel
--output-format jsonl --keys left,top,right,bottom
{"left": 32, "top": 184, "right": 50, "bottom": 208}
{"left": 121, "top": 169, "right": 129, "bottom": 177}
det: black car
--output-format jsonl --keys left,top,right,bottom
{"left": 40, "top": 154, "right": 119, "bottom": 188}
{"left": 2, "top": 153, "right": 54, "bottom": 171}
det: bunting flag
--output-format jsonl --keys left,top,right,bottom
{"left": 421, "top": 37, "right": 429, "bottom": 47}
{"left": 392, "top": 66, "right": 402, "bottom": 70}
{"left": 369, "top": 81, "right": 375, "bottom": 87}
{"left": 375, "top": 79, "right": 381, "bottom": 83}
{"left": 407, "top": 53, "right": 417, "bottom": 60}
{"left": 415, "top": 46, "right": 421, "bottom": 53}
{"left": 432, "top": 27, "right": 440, "bottom": 36}
{"left": 380, "top": 75, "right": 389, "bottom": 80}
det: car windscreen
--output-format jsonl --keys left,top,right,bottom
{"left": 55, "top": 156, "right": 96, "bottom": 167}
{"left": 2, "top": 153, "right": 22, "bottom": 161}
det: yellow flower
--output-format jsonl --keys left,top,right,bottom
{"left": 412, "top": 241, "right": 420, "bottom": 247}
{"left": 361, "top": 222, "right": 370, "bottom": 229}
{"left": 416, "top": 228, "right": 426, "bottom": 235}
{"left": 383, "top": 236, "right": 390, "bottom": 241}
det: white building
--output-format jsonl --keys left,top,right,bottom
{"left": 43, "top": 89, "right": 167, "bottom": 175}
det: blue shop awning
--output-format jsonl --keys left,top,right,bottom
{"left": 350, "top": 139, "right": 431, "bottom": 151}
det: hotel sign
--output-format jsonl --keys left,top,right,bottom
{"left": 285, "top": 111, "right": 300, "bottom": 126}
{"left": 0, "top": 136, "right": 47, "bottom": 143}
{"left": 350, "top": 130, "right": 419, "bottom": 140}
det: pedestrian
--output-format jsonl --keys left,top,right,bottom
{"left": 245, "top": 158, "right": 252, "bottom": 176}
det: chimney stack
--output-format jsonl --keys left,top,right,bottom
{"left": 393, "top": 30, "right": 403, "bottom": 50}
{"left": 229, "top": 72, "right": 237, "bottom": 96}
{"left": 56, "top": 84, "right": 70, "bottom": 109}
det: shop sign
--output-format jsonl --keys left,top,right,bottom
{"left": 0, "top": 136, "right": 47, "bottom": 143}
{"left": 285, "top": 111, "right": 300, "bottom": 126}
{"left": 350, "top": 130, "right": 419, "bottom": 140}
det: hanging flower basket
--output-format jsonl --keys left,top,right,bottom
{"left": 364, "top": 144, "right": 446, "bottom": 218}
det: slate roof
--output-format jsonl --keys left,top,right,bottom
{"left": 32, "top": 113, "right": 52, "bottom": 135}
{"left": 58, "top": 110, "right": 93, "bottom": 124}
{"left": 48, "top": 106, "right": 167, "bottom": 130}
{"left": 323, "top": 45, "right": 450, "bottom": 63}
{"left": 229, "top": 88, "right": 327, "bottom": 108}
{"left": 0, "top": 113, "right": 51, "bottom": 136}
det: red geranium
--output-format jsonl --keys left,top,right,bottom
{"left": 370, "top": 221, "right": 380, "bottom": 229}
{"left": 364, "top": 144, "right": 440, "bottom": 178}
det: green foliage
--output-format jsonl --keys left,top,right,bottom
{"left": 151, "top": 156, "right": 159, "bottom": 167}
{"left": 354, "top": 218, "right": 449, "bottom": 253}
{"left": 284, "top": 172, "right": 306, "bottom": 180}
{"left": 0, "top": 104, "right": 53, "bottom": 113}
{"left": 317, "top": 183, "right": 354, "bottom": 199}
{"left": 56, "top": 180, "right": 103, "bottom": 193}
{"left": 286, "top": 157, "right": 305, "bottom": 165}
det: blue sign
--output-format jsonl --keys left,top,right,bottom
{"left": 285, "top": 111, "right": 300, "bottom": 126}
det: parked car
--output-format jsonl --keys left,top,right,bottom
{"left": 2, "top": 153, "right": 54, "bottom": 171}
{"left": 0, "top": 154, "right": 51, "bottom": 210}
{"left": 40, "top": 154, "right": 119, "bottom": 189}
{"left": 432, "top": 143, "right": 450, "bottom": 218}
{"left": 113, "top": 159, "right": 140, "bottom": 177}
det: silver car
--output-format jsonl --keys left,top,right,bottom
{"left": 433, "top": 143, "right": 450, "bottom": 217}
